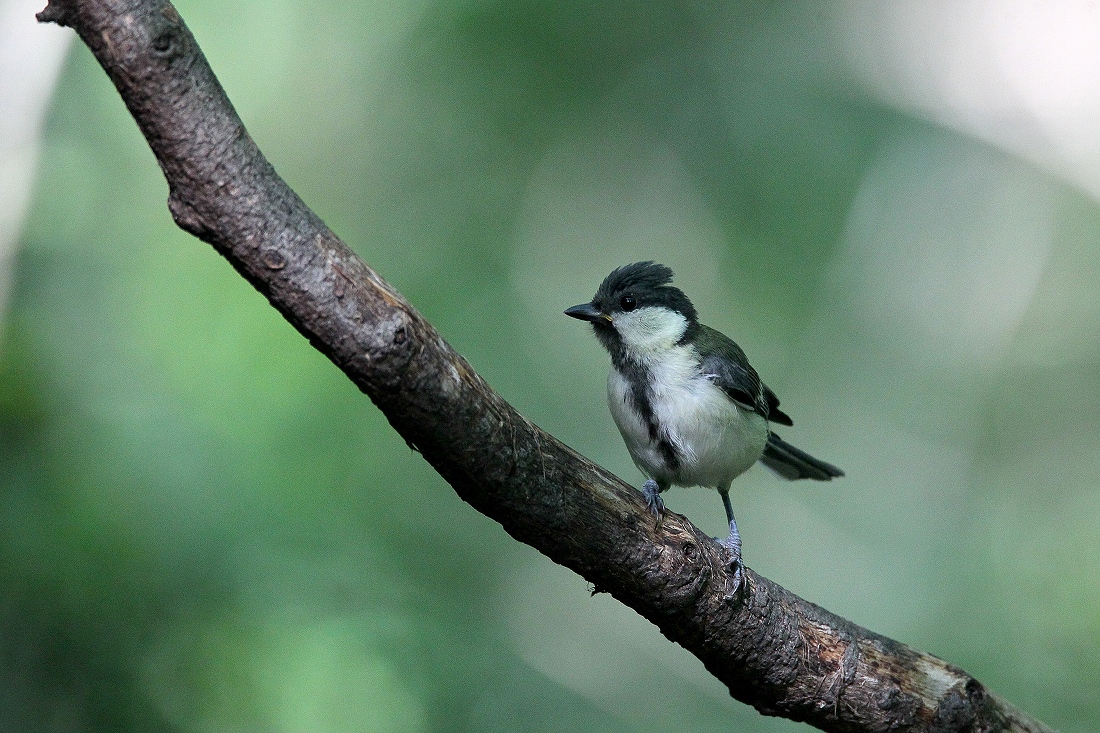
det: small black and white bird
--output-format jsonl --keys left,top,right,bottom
{"left": 565, "top": 262, "right": 842, "bottom": 585}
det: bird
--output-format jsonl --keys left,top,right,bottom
{"left": 564, "top": 261, "right": 843, "bottom": 587}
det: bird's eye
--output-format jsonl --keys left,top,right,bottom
{"left": 620, "top": 294, "right": 637, "bottom": 311}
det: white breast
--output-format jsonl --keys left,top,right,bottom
{"left": 607, "top": 343, "right": 768, "bottom": 491}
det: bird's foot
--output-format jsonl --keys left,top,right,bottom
{"left": 718, "top": 521, "right": 746, "bottom": 593}
{"left": 641, "top": 480, "right": 665, "bottom": 523}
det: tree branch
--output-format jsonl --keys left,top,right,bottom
{"left": 36, "top": 1, "right": 1053, "bottom": 731}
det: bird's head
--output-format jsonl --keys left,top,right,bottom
{"left": 565, "top": 262, "right": 698, "bottom": 356}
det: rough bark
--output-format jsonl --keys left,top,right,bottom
{"left": 36, "top": 1, "right": 1054, "bottom": 731}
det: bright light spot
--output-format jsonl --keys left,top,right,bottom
{"left": 834, "top": 135, "right": 1053, "bottom": 370}
{"left": 0, "top": 0, "right": 72, "bottom": 320}
{"left": 838, "top": 0, "right": 1100, "bottom": 200}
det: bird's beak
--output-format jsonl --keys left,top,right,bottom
{"left": 564, "top": 302, "right": 611, "bottom": 324}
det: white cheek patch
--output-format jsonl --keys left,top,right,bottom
{"left": 613, "top": 307, "right": 688, "bottom": 355}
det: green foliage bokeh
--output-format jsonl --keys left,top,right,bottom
{"left": 3, "top": 1, "right": 1100, "bottom": 731}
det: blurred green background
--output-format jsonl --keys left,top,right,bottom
{"left": 3, "top": 0, "right": 1100, "bottom": 731}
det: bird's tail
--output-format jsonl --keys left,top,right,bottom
{"left": 759, "top": 432, "right": 844, "bottom": 481}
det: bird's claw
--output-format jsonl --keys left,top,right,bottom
{"left": 719, "top": 526, "right": 746, "bottom": 594}
{"left": 641, "top": 479, "right": 665, "bottom": 521}
{"left": 723, "top": 551, "right": 745, "bottom": 593}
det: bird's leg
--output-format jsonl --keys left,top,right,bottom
{"left": 642, "top": 479, "right": 665, "bottom": 520}
{"left": 718, "top": 487, "right": 745, "bottom": 590}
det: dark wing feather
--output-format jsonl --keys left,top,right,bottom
{"left": 696, "top": 325, "right": 769, "bottom": 417}
{"left": 763, "top": 384, "right": 793, "bottom": 426}
{"left": 696, "top": 325, "right": 793, "bottom": 425}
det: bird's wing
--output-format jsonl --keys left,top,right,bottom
{"left": 696, "top": 325, "right": 768, "bottom": 415}
{"left": 763, "top": 384, "right": 794, "bottom": 426}
{"left": 696, "top": 325, "right": 793, "bottom": 426}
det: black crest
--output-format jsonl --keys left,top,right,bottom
{"left": 593, "top": 262, "right": 698, "bottom": 323}
{"left": 596, "top": 261, "right": 674, "bottom": 296}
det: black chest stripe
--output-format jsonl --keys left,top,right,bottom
{"left": 656, "top": 437, "right": 681, "bottom": 471}
{"left": 613, "top": 354, "right": 681, "bottom": 471}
